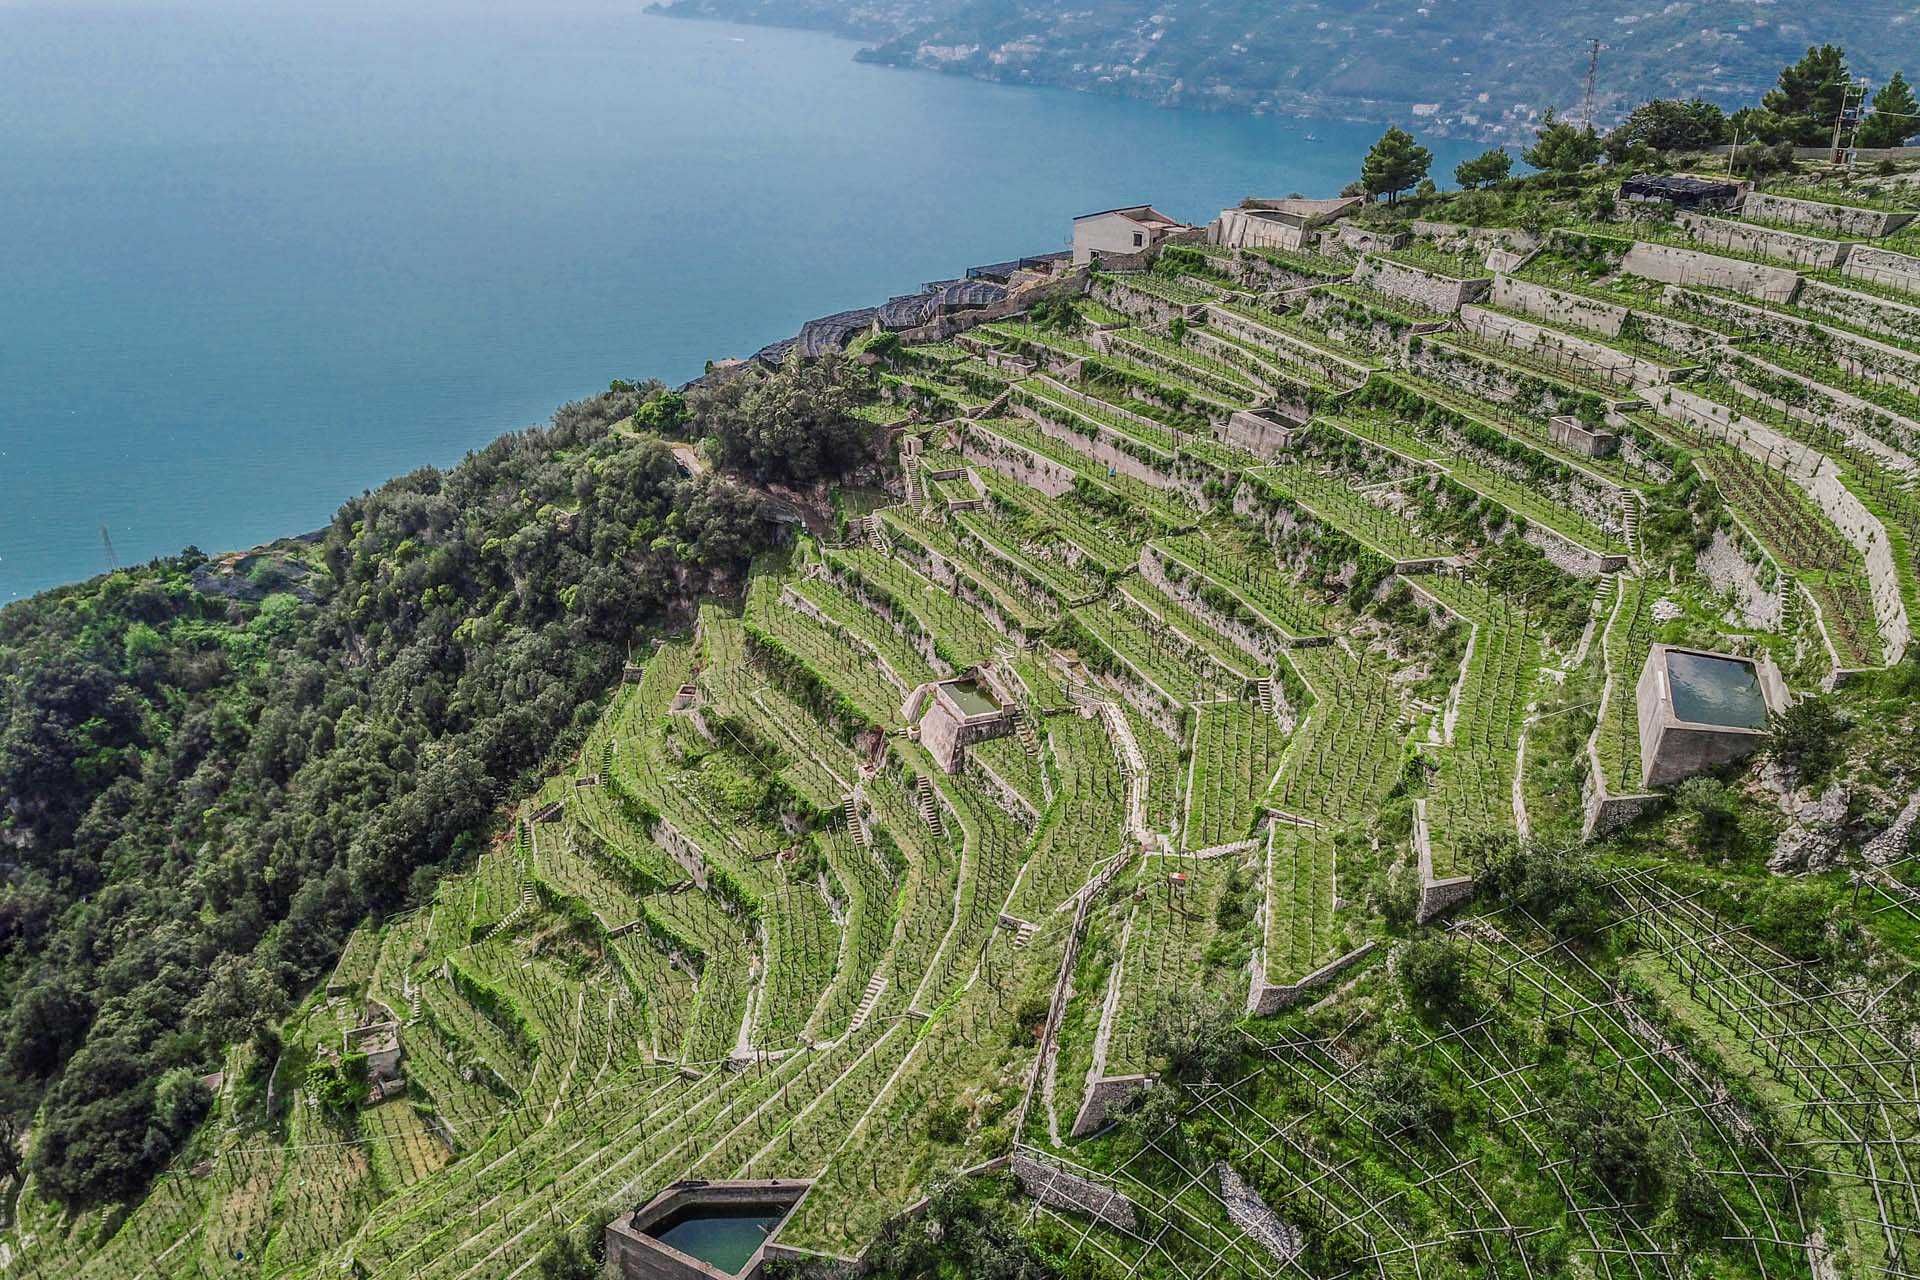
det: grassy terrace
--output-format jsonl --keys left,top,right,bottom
{"left": 1806, "top": 264, "right": 1920, "bottom": 307}
{"left": 1183, "top": 701, "right": 1286, "bottom": 849}
{"left": 954, "top": 507, "right": 1107, "bottom": 603}
{"left": 1595, "top": 576, "right": 1655, "bottom": 794}
{"left": 1430, "top": 326, "right": 1644, "bottom": 400}
{"left": 1015, "top": 376, "right": 1182, "bottom": 458}
{"left": 1196, "top": 322, "right": 1349, "bottom": 402}
{"left": 1558, "top": 218, "right": 1815, "bottom": 274}
{"left": 1155, "top": 527, "right": 1328, "bottom": 640}
{"left": 1387, "top": 369, "right": 1651, "bottom": 488}
{"left": 788, "top": 573, "right": 940, "bottom": 690}
{"left": 1411, "top": 573, "right": 1544, "bottom": 880}
{"left": 961, "top": 414, "right": 1202, "bottom": 526}
{"left": 1694, "top": 445, "right": 1883, "bottom": 667}
{"left": 1097, "top": 269, "right": 1221, "bottom": 306}
{"left": 1242, "top": 241, "right": 1352, "bottom": 279}
{"left": 1267, "top": 644, "right": 1404, "bottom": 824}
{"left": 974, "top": 466, "right": 1144, "bottom": 574}
{"left": 878, "top": 505, "right": 1053, "bottom": 627}
{"left": 1375, "top": 242, "right": 1489, "bottom": 279}
{"left": 1247, "top": 463, "right": 1455, "bottom": 562}
{"left": 1105, "top": 855, "right": 1246, "bottom": 1079}
{"left": 1264, "top": 823, "right": 1343, "bottom": 981}
{"left": 1739, "top": 341, "right": 1920, "bottom": 425}
{"left": 1321, "top": 281, "right": 1452, "bottom": 325}
{"left": 1105, "top": 329, "right": 1263, "bottom": 403}
{"left": 1115, "top": 577, "right": 1265, "bottom": 682}
{"left": 822, "top": 544, "right": 1005, "bottom": 670}
{"left": 1215, "top": 297, "right": 1381, "bottom": 376}
{"left": 1360, "top": 388, "right": 1626, "bottom": 553}
{"left": 1071, "top": 595, "right": 1240, "bottom": 706}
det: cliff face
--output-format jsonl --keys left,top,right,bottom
{"left": 657, "top": 0, "right": 1911, "bottom": 142}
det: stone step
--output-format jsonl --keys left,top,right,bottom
{"left": 916, "top": 776, "right": 946, "bottom": 837}
{"left": 848, "top": 972, "right": 889, "bottom": 1032}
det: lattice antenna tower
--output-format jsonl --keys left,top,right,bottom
{"left": 1581, "top": 38, "right": 1604, "bottom": 133}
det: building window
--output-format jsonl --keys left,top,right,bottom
{"left": 1133, "top": 232, "right": 1144, "bottom": 247}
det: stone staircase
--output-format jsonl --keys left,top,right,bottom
{"left": 842, "top": 791, "right": 870, "bottom": 848}
{"left": 848, "top": 972, "right": 888, "bottom": 1032}
{"left": 1012, "top": 707, "right": 1042, "bottom": 758}
{"left": 866, "top": 517, "right": 893, "bottom": 555}
{"left": 1002, "top": 915, "right": 1040, "bottom": 949}
{"left": 1255, "top": 676, "right": 1276, "bottom": 716}
{"left": 1621, "top": 493, "right": 1643, "bottom": 557}
{"left": 480, "top": 879, "right": 538, "bottom": 945}
{"left": 915, "top": 776, "right": 945, "bottom": 837}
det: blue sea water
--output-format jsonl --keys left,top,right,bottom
{"left": 0, "top": 0, "right": 1478, "bottom": 600}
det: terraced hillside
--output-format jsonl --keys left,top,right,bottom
{"left": 10, "top": 172, "right": 1920, "bottom": 1280}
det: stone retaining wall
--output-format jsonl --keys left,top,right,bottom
{"left": 1678, "top": 212, "right": 1849, "bottom": 271}
{"left": 1457, "top": 303, "right": 1672, "bottom": 393}
{"left": 1247, "top": 941, "right": 1376, "bottom": 1015}
{"left": 952, "top": 422, "right": 1076, "bottom": 498}
{"left": 1661, "top": 384, "right": 1909, "bottom": 665}
{"left": 1621, "top": 241, "right": 1801, "bottom": 301}
{"left": 1800, "top": 275, "right": 1920, "bottom": 342}
{"left": 1353, "top": 254, "right": 1490, "bottom": 313}
{"left": 1010, "top": 1151, "right": 1138, "bottom": 1230}
{"left": 1742, "top": 192, "right": 1916, "bottom": 240}
{"left": 1139, "top": 543, "right": 1287, "bottom": 665}
{"left": 1490, "top": 274, "right": 1630, "bottom": 337}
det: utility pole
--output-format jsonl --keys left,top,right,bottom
{"left": 1581, "top": 38, "right": 1603, "bottom": 134}
{"left": 1831, "top": 76, "right": 1869, "bottom": 166}
{"left": 100, "top": 523, "right": 119, "bottom": 570}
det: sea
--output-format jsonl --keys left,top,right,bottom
{"left": 0, "top": 0, "right": 1479, "bottom": 600}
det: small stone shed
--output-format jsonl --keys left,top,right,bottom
{"left": 909, "top": 674, "right": 1017, "bottom": 773}
{"left": 1636, "top": 644, "right": 1788, "bottom": 788}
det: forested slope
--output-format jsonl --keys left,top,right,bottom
{"left": 0, "top": 372, "right": 857, "bottom": 1205}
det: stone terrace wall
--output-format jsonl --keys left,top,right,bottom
{"left": 1352, "top": 254, "right": 1490, "bottom": 313}
{"left": 952, "top": 422, "right": 1076, "bottom": 498}
{"left": 1677, "top": 212, "right": 1849, "bottom": 271}
{"left": 1069, "top": 1073, "right": 1154, "bottom": 1138}
{"left": 1011, "top": 1151, "right": 1138, "bottom": 1230}
{"left": 1841, "top": 245, "right": 1920, "bottom": 298}
{"left": 1804, "top": 275, "right": 1920, "bottom": 343}
{"left": 1743, "top": 192, "right": 1917, "bottom": 240}
{"left": 1621, "top": 242, "right": 1801, "bottom": 302}
{"left": 1490, "top": 274, "right": 1629, "bottom": 337}
{"left": 1661, "top": 384, "right": 1909, "bottom": 665}
{"left": 1247, "top": 941, "right": 1376, "bottom": 1015}
{"left": 1457, "top": 303, "right": 1675, "bottom": 393}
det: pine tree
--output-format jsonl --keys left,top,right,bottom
{"left": 1360, "top": 126, "right": 1432, "bottom": 205}
{"left": 1858, "top": 72, "right": 1918, "bottom": 149}
{"left": 1454, "top": 148, "right": 1513, "bottom": 190}
{"left": 1762, "top": 45, "right": 1849, "bottom": 145}
{"left": 1523, "top": 109, "right": 1602, "bottom": 185}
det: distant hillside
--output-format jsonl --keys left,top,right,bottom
{"left": 654, "top": 0, "right": 1914, "bottom": 141}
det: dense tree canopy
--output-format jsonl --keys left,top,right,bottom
{"left": 1762, "top": 44, "right": 1850, "bottom": 145}
{"left": 1360, "top": 126, "right": 1432, "bottom": 204}
{"left": 1453, "top": 148, "right": 1513, "bottom": 190}
{"left": 1602, "top": 98, "right": 1729, "bottom": 160}
{"left": 1860, "top": 72, "right": 1918, "bottom": 148}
